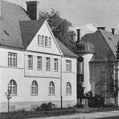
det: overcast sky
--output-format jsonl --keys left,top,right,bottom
{"left": 6, "top": 0, "right": 119, "bottom": 31}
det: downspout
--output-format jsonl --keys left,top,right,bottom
{"left": 60, "top": 56, "right": 63, "bottom": 108}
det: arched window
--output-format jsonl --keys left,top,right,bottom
{"left": 49, "top": 81, "right": 55, "bottom": 95}
{"left": 31, "top": 80, "right": 38, "bottom": 95}
{"left": 66, "top": 82, "right": 72, "bottom": 95}
{"left": 8, "top": 80, "right": 17, "bottom": 95}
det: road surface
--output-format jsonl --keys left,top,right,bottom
{"left": 28, "top": 110, "right": 119, "bottom": 119}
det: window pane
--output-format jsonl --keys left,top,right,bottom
{"left": 8, "top": 80, "right": 17, "bottom": 95}
{"left": 42, "top": 36, "right": 44, "bottom": 46}
{"left": 37, "top": 56, "right": 42, "bottom": 70}
{"left": 31, "top": 81, "right": 38, "bottom": 95}
{"left": 8, "top": 53, "right": 17, "bottom": 67}
{"left": 49, "top": 37, "right": 51, "bottom": 47}
{"left": 45, "top": 36, "right": 48, "bottom": 46}
{"left": 54, "top": 58, "right": 58, "bottom": 71}
{"left": 28, "top": 55, "right": 33, "bottom": 70}
{"left": 66, "top": 60, "right": 71, "bottom": 72}
{"left": 46, "top": 58, "right": 50, "bottom": 71}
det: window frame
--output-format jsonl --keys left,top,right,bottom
{"left": 66, "top": 60, "right": 72, "bottom": 72}
{"left": 8, "top": 80, "right": 17, "bottom": 96}
{"left": 8, "top": 52, "right": 17, "bottom": 67}
{"left": 49, "top": 81, "right": 55, "bottom": 95}
{"left": 66, "top": 82, "right": 72, "bottom": 95}
{"left": 46, "top": 57, "right": 50, "bottom": 71}
{"left": 31, "top": 80, "right": 38, "bottom": 96}
{"left": 28, "top": 55, "right": 33, "bottom": 70}
{"left": 37, "top": 56, "right": 42, "bottom": 70}
{"left": 54, "top": 58, "right": 58, "bottom": 72}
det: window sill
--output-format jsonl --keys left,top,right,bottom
{"left": 38, "top": 45, "right": 51, "bottom": 48}
{"left": 65, "top": 94, "right": 72, "bottom": 96}
{"left": 31, "top": 94, "right": 38, "bottom": 96}
{"left": 54, "top": 70, "right": 58, "bottom": 72}
{"left": 28, "top": 69, "right": 33, "bottom": 70}
{"left": 37, "top": 69, "right": 42, "bottom": 71}
{"left": 48, "top": 94, "right": 55, "bottom": 96}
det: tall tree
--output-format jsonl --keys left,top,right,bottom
{"left": 38, "top": 9, "right": 76, "bottom": 52}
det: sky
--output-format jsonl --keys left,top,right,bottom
{"left": 5, "top": 0, "right": 119, "bottom": 32}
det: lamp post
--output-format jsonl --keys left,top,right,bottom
{"left": 5, "top": 89, "right": 12, "bottom": 113}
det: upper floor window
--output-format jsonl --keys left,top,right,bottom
{"left": 66, "top": 60, "right": 72, "bottom": 72}
{"left": 38, "top": 35, "right": 51, "bottom": 47}
{"left": 48, "top": 37, "right": 51, "bottom": 47}
{"left": 8, "top": 80, "right": 17, "bottom": 96}
{"left": 37, "top": 56, "right": 42, "bottom": 70}
{"left": 66, "top": 82, "right": 72, "bottom": 95}
{"left": 8, "top": 53, "right": 17, "bottom": 67}
{"left": 41, "top": 36, "right": 45, "bottom": 46}
{"left": 45, "top": 36, "right": 48, "bottom": 47}
{"left": 49, "top": 81, "right": 55, "bottom": 95}
{"left": 54, "top": 58, "right": 58, "bottom": 71}
{"left": 28, "top": 55, "right": 33, "bottom": 70}
{"left": 38, "top": 35, "right": 41, "bottom": 45}
{"left": 31, "top": 80, "right": 38, "bottom": 95}
{"left": 46, "top": 57, "right": 50, "bottom": 71}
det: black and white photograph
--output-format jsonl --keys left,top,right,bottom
{"left": 1, "top": 0, "right": 119, "bottom": 118}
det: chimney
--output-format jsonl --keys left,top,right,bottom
{"left": 77, "top": 29, "right": 80, "bottom": 42}
{"left": 111, "top": 28, "right": 115, "bottom": 35}
{"left": 97, "top": 27, "right": 106, "bottom": 30}
{"left": 26, "top": 1, "right": 39, "bottom": 20}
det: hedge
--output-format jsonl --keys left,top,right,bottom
{"left": 0, "top": 106, "right": 119, "bottom": 119}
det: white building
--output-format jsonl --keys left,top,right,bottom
{"left": 0, "top": 1, "right": 77, "bottom": 112}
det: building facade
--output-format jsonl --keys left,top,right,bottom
{"left": 0, "top": 1, "right": 77, "bottom": 112}
{"left": 81, "top": 27, "right": 119, "bottom": 105}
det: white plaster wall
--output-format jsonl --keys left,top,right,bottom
{"left": 0, "top": 67, "right": 61, "bottom": 102}
{"left": 82, "top": 53, "right": 93, "bottom": 93}
{"left": 24, "top": 51, "right": 61, "bottom": 78}
{"left": 62, "top": 57, "right": 77, "bottom": 104}
{"left": 27, "top": 22, "right": 62, "bottom": 55}
{"left": 0, "top": 48, "right": 24, "bottom": 68}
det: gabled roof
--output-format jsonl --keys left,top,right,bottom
{"left": 0, "top": 1, "right": 77, "bottom": 58}
{"left": 56, "top": 38, "right": 77, "bottom": 58}
{"left": 19, "top": 20, "right": 45, "bottom": 48}
{"left": 82, "top": 29, "right": 119, "bottom": 62}
{"left": 1, "top": 1, "right": 30, "bottom": 21}
{"left": 0, "top": 1, "right": 30, "bottom": 49}
{"left": 100, "top": 29, "right": 118, "bottom": 57}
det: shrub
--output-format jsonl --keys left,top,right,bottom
{"left": 35, "top": 102, "right": 55, "bottom": 111}
{"left": 74, "top": 103, "right": 84, "bottom": 108}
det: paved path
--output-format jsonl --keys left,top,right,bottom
{"left": 29, "top": 110, "right": 119, "bottom": 119}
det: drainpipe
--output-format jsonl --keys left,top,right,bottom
{"left": 60, "top": 56, "right": 63, "bottom": 108}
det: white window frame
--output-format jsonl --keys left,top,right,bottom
{"left": 31, "top": 80, "right": 38, "bottom": 95}
{"left": 41, "top": 36, "right": 45, "bottom": 46}
{"left": 66, "top": 82, "right": 72, "bottom": 95}
{"left": 8, "top": 80, "right": 17, "bottom": 96}
{"left": 37, "top": 56, "right": 42, "bottom": 70}
{"left": 8, "top": 52, "right": 17, "bottom": 67}
{"left": 38, "top": 35, "right": 41, "bottom": 45}
{"left": 66, "top": 60, "right": 72, "bottom": 72}
{"left": 48, "top": 37, "right": 51, "bottom": 47}
{"left": 28, "top": 55, "right": 33, "bottom": 70}
{"left": 49, "top": 81, "right": 55, "bottom": 95}
{"left": 46, "top": 57, "right": 50, "bottom": 71}
{"left": 54, "top": 58, "right": 58, "bottom": 71}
